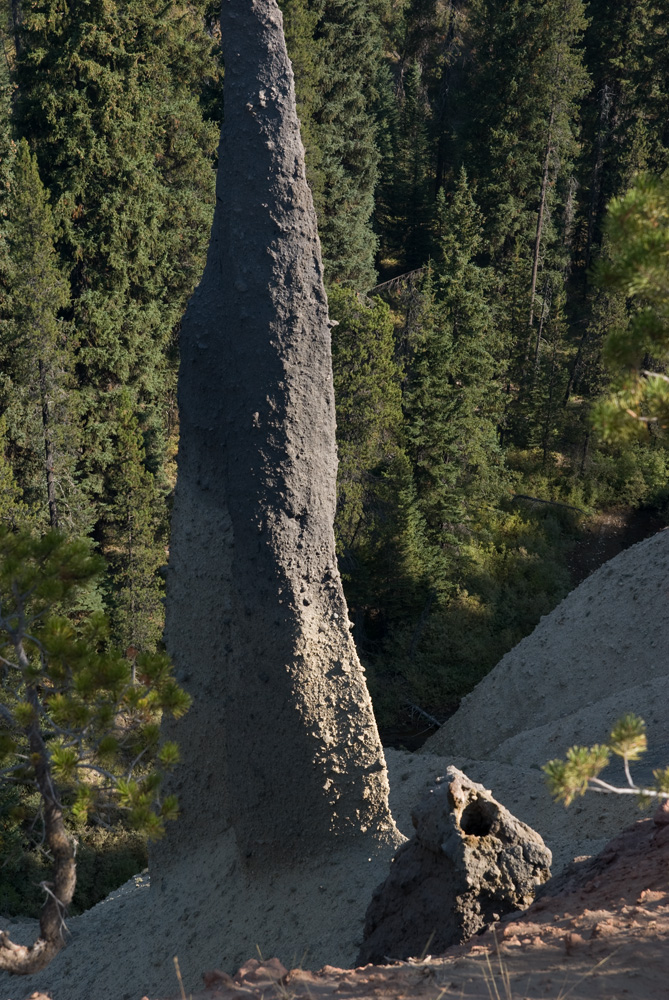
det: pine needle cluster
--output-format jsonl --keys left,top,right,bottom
{"left": 544, "top": 714, "right": 669, "bottom": 807}
{"left": 0, "top": 527, "right": 190, "bottom": 842}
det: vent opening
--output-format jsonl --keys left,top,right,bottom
{"left": 460, "top": 799, "right": 494, "bottom": 837}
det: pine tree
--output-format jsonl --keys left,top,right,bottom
{"left": 0, "top": 416, "right": 34, "bottom": 527}
{"left": 14, "top": 0, "right": 219, "bottom": 476}
{"left": 461, "top": 0, "right": 589, "bottom": 261}
{"left": 593, "top": 172, "right": 669, "bottom": 437}
{"left": 371, "top": 58, "right": 402, "bottom": 272}
{"left": 455, "top": 0, "right": 588, "bottom": 451}
{"left": 0, "top": 527, "right": 189, "bottom": 973}
{"left": 383, "top": 0, "right": 464, "bottom": 201}
{"left": 389, "top": 60, "right": 433, "bottom": 270}
{"left": 404, "top": 172, "right": 505, "bottom": 543}
{"left": 579, "top": 0, "right": 669, "bottom": 265}
{"left": 102, "top": 391, "right": 167, "bottom": 653}
{"left": 12, "top": 0, "right": 219, "bottom": 631}
{"left": 311, "top": 0, "right": 383, "bottom": 287}
{"left": 278, "top": 0, "right": 385, "bottom": 288}
{"left": 0, "top": 140, "right": 82, "bottom": 531}
{"left": 330, "top": 286, "right": 404, "bottom": 559}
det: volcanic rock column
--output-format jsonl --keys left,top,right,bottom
{"left": 154, "top": 0, "right": 400, "bottom": 869}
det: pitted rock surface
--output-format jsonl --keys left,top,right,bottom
{"left": 356, "top": 766, "right": 552, "bottom": 965}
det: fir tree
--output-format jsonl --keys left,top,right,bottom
{"left": 404, "top": 172, "right": 505, "bottom": 543}
{"left": 330, "top": 286, "right": 404, "bottom": 557}
{"left": 14, "top": 0, "right": 219, "bottom": 474}
{"left": 580, "top": 0, "right": 669, "bottom": 264}
{"left": 0, "top": 416, "right": 34, "bottom": 527}
{"left": 13, "top": 0, "right": 219, "bottom": 627}
{"left": 279, "top": 0, "right": 386, "bottom": 287}
{"left": 461, "top": 0, "right": 589, "bottom": 261}
{"left": 0, "top": 140, "right": 82, "bottom": 531}
{"left": 390, "top": 60, "right": 433, "bottom": 270}
{"left": 455, "top": 0, "right": 588, "bottom": 452}
{"left": 311, "top": 0, "right": 383, "bottom": 287}
{"left": 102, "top": 391, "right": 167, "bottom": 653}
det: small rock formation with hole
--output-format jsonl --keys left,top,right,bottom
{"left": 356, "top": 766, "right": 552, "bottom": 965}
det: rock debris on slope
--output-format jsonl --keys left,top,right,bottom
{"left": 160, "top": 809, "right": 669, "bottom": 1000}
{"left": 2, "top": 531, "right": 668, "bottom": 999}
{"left": 357, "top": 767, "right": 551, "bottom": 964}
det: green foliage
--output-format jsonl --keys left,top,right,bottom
{"left": 280, "top": 0, "right": 382, "bottom": 287}
{"left": 594, "top": 172, "right": 669, "bottom": 437}
{"left": 331, "top": 286, "right": 404, "bottom": 555}
{"left": 544, "top": 715, "right": 669, "bottom": 808}
{"left": 364, "top": 500, "right": 575, "bottom": 729}
{"left": 544, "top": 744, "right": 610, "bottom": 807}
{"left": 312, "top": 0, "right": 383, "bottom": 287}
{"left": 404, "top": 173, "right": 506, "bottom": 541}
{"left": 0, "top": 139, "right": 86, "bottom": 532}
{"left": 461, "top": 0, "right": 589, "bottom": 256}
{"left": 0, "top": 0, "right": 222, "bottom": 677}
{"left": 0, "top": 794, "right": 148, "bottom": 918}
{"left": 102, "top": 391, "right": 168, "bottom": 651}
{"left": 0, "top": 416, "right": 36, "bottom": 528}
{"left": 16, "top": 0, "right": 218, "bottom": 410}
{"left": 579, "top": 0, "right": 669, "bottom": 259}
{"left": 609, "top": 713, "right": 647, "bottom": 760}
{"left": 0, "top": 0, "right": 666, "bottom": 799}
{"left": 278, "top": 0, "right": 324, "bottom": 205}
{"left": 0, "top": 527, "right": 190, "bottom": 847}
{"left": 385, "top": 60, "right": 433, "bottom": 270}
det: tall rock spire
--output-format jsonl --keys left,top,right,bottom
{"left": 157, "top": 0, "right": 399, "bottom": 866}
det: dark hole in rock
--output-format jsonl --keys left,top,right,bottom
{"left": 460, "top": 799, "right": 494, "bottom": 837}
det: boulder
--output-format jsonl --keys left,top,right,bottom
{"left": 356, "top": 766, "right": 552, "bottom": 965}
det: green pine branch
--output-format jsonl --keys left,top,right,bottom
{"left": 0, "top": 526, "right": 189, "bottom": 973}
{"left": 543, "top": 714, "right": 669, "bottom": 807}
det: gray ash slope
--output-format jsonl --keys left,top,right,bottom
{"left": 2, "top": 532, "right": 668, "bottom": 999}
{"left": 423, "top": 527, "right": 669, "bottom": 762}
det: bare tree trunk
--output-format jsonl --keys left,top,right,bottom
{"left": 38, "top": 359, "right": 59, "bottom": 530}
{"left": 541, "top": 331, "right": 560, "bottom": 468}
{"left": 10, "top": 0, "right": 21, "bottom": 59}
{"left": 527, "top": 108, "right": 555, "bottom": 334}
{"left": 533, "top": 280, "right": 552, "bottom": 371}
{"left": 0, "top": 648, "right": 76, "bottom": 974}
{"left": 563, "top": 323, "right": 588, "bottom": 406}
{"left": 584, "top": 84, "right": 612, "bottom": 268}
{"left": 155, "top": 0, "right": 399, "bottom": 871}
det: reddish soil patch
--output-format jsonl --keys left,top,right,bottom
{"left": 144, "top": 807, "right": 669, "bottom": 1000}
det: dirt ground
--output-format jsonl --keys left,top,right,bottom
{"left": 9, "top": 529, "right": 669, "bottom": 1000}
{"left": 145, "top": 808, "right": 669, "bottom": 1000}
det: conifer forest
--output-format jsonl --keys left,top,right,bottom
{"left": 1, "top": 0, "right": 669, "bottom": 914}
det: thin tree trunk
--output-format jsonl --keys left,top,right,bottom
{"left": 528, "top": 108, "right": 555, "bottom": 334}
{"left": 542, "top": 332, "right": 560, "bottom": 468}
{"left": 579, "top": 428, "right": 590, "bottom": 475}
{"left": 584, "top": 84, "right": 612, "bottom": 267}
{"left": 563, "top": 323, "right": 589, "bottom": 406}
{"left": 534, "top": 280, "right": 552, "bottom": 370}
{"left": 38, "top": 359, "right": 59, "bottom": 530}
{"left": 0, "top": 646, "right": 76, "bottom": 974}
{"left": 10, "top": 0, "right": 21, "bottom": 58}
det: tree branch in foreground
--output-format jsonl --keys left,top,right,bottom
{"left": 543, "top": 714, "right": 669, "bottom": 808}
{"left": 0, "top": 527, "right": 190, "bottom": 974}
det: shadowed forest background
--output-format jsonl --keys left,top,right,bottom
{"left": 1, "top": 0, "right": 669, "bottom": 916}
